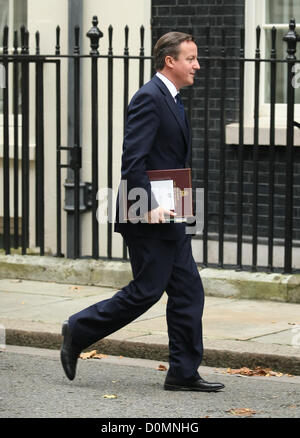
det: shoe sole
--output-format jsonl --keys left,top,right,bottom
{"left": 164, "top": 384, "right": 224, "bottom": 392}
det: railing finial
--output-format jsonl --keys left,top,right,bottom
{"left": 86, "top": 15, "right": 103, "bottom": 55}
{"left": 283, "top": 18, "right": 300, "bottom": 60}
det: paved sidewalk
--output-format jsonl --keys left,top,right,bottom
{"left": 1, "top": 278, "right": 300, "bottom": 375}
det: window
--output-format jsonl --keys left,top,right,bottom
{"left": 226, "top": 0, "right": 300, "bottom": 146}
{"left": 245, "top": 0, "right": 300, "bottom": 118}
{"left": 264, "top": 0, "right": 300, "bottom": 104}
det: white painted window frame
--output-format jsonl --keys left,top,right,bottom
{"left": 226, "top": 0, "right": 300, "bottom": 146}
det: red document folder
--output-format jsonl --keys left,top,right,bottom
{"left": 123, "top": 168, "right": 193, "bottom": 222}
{"left": 146, "top": 168, "right": 193, "bottom": 220}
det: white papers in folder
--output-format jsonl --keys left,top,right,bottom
{"left": 150, "top": 179, "right": 175, "bottom": 210}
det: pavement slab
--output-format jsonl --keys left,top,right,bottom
{"left": 1, "top": 277, "right": 300, "bottom": 375}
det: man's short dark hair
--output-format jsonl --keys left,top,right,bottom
{"left": 153, "top": 31, "right": 195, "bottom": 71}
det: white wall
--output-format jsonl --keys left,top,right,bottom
{"left": 81, "top": 0, "right": 152, "bottom": 258}
{"left": 0, "top": 0, "right": 151, "bottom": 257}
{"left": 27, "top": 0, "right": 69, "bottom": 254}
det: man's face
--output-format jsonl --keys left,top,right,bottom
{"left": 169, "top": 40, "right": 200, "bottom": 89}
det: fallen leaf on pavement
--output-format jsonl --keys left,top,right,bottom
{"left": 227, "top": 367, "right": 254, "bottom": 376}
{"left": 80, "top": 350, "right": 108, "bottom": 360}
{"left": 69, "top": 286, "right": 83, "bottom": 292}
{"left": 156, "top": 364, "right": 167, "bottom": 371}
{"left": 93, "top": 353, "right": 108, "bottom": 359}
{"left": 102, "top": 394, "right": 118, "bottom": 399}
{"left": 228, "top": 408, "right": 256, "bottom": 417}
{"left": 226, "top": 366, "right": 289, "bottom": 377}
{"left": 80, "top": 350, "right": 98, "bottom": 359}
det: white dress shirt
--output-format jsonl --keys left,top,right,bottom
{"left": 156, "top": 72, "right": 178, "bottom": 102}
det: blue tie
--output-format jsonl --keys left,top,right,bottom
{"left": 175, "top": 93, "right": 186, "bottom": 123}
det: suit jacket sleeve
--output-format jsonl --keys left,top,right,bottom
{"left": 121, "top": 89, "right": 160, "bottom": 212}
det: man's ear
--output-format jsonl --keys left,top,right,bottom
{"left": 164, "top": 55, "right": 175, "bottom": 69}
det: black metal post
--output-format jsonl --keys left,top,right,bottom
{"left": 139, "top": 25, "right": 145, "bottom": 88}
{"left": 73, "top": 25, "right": 81, "bottom": 259}
{"left": 252, "top": 26, "right": 261, "bottom": 272}
{"left": 123, "top": 25, "right": 129, "bottom": 260}
{"left": 55, "top": 26, "right": 64, "bottom": 257}
{"left": 202, "top": 25, "right": 210, "bottom": 267}
{"left": 268, "top": 26, "right": 277, "bottom": 272}
{"left": 87, "top": 16, "right": 103, "bottom": 259}
{"left": 218, "top": 28, "right": 226, "bottom": 268}
{"left": 236, "top": 27, "right": 245, "bottom": 270}
{"left": 35, "top": 31, "right": 45, "bottom": 255}
{"left": 187, "top": 85, "right": 193, "bottom": 169}
{"left": 283, "top": 19, "right": 300, "bottom": 273}
{"left": 107, "top": 25, "right": 113, "bottom": 259}
{"left": 21, "top": 26, "right": 30, "bottom": 254}
{"left": 66, "top": 0, "right": 83, "bottom": 259}
{"left": 3, "top": 25, "right": 10, "bottom": 253}
{"left": 13, "top": 30, "right": 19, "bottom": 248}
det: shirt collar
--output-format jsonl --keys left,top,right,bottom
{"left": 156, "top": 72, "right": 178, "bottom": 100}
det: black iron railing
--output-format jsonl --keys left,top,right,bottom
{"left": 0, "top": 16, "right": 300, "bottom": 274}
{"left": 197, "top": 19, "right": 300, "bottom": 274}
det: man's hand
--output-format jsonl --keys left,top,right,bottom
{"left": 145, "top": 206, "right": 177, "bottom": 223}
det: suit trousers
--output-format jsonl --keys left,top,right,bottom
{"left": 68, "top": 233, "right": 205, "bottom": 380}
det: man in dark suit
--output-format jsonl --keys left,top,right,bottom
{"left": 61, "top": 32, "right": 225, "bottom": 392}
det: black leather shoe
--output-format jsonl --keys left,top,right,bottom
{"left": 60, "top": 320, "right": 80, "bottom": 381}
{"left": 164, "top": 375, "right": 225, "bottom": 392}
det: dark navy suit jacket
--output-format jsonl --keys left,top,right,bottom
{"left": 114, "top": 74, "right": 191, "bottom": 240}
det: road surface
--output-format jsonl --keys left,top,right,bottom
{"left": 1, "top": 345, "right": 300, "bottom": 419}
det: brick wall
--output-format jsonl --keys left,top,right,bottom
{"left": 151, "top": 0, "right": 300, "bottom": 243}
